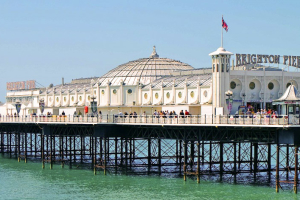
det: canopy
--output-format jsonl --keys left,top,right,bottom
{"left": 272, "top": 85, "right": 300, "bottom": 105}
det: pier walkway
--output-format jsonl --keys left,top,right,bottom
{"left": 0, "top": 114, "right": 299, "bottom": 126}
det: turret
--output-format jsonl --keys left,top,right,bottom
{"left": 209, "top": 47, "right": 233, "bottom": 115}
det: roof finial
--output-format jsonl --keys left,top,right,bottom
{"left": 150, "top": 46, "right": 159, "bottom": 58}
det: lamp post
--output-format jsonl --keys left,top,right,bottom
{"left": 242, "top": 93, "right": 246, "bottom": 106}
{"left": 225, "top": 90, "right": 233, "bottom": 114}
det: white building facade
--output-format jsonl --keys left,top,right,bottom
{"left": 3, "top": 46, "right": 300, "bottom": 117}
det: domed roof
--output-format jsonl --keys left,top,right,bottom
{"left": 97, "top": 46, "right": 194, "bottom": 86}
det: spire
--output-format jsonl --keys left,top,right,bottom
{"left": 150, "top": 46, "right": 159, "bottom": 58}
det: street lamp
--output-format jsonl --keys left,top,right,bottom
{"left": 242, "top": 93, "right": 246, "bottom": 106}
{"left": 225, "top": 90, "right": 233, "bottom": 114}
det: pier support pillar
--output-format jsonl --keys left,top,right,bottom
{"left": 17, "top": 133, "right": 20, "bottom": 162}
{"left": 276, "top": 145, "right": 280, "bottom": 193}
{"left": 220, "top": 142, "right": 223, "bottom": 181}
{"left": 104, "top": 137, "right": 107, "bottom": 175}
{"left": 42, "top": 134, "right": 45, "bottom": 169}
{"left": 148, "top": 138, "right": 151, "bottom": 174}
{"left": 234, "top": 142, "right": 237, "bottom": 183}
{"left": 197, "top": 142, "right": 200, "bottom": 183}
{"left": 24, "top": 133, "right": 27, "bottom": 163}
{"left": 183, "top": 141, "right": 187, "bottom": 181}
{"left": 253, "top": 143, "right": 258, "bottom": 182}
{"left": 50, "top": 135, "right": 53, "bottom": 169}
{"left": 158, "top": 138, "right": 161, "bottom": 175}
{"left": 294, "top": 146, "right": 298, "bottom": 194}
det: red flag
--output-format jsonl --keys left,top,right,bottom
{"left": 222, "top": 17, "right": 228, "bottom": 32}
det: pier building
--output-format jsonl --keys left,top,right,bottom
{"left": 2, "top": 45, "right": 300, "bottom": 193}
{"left": 3, "top": 46, "right": 300, "bottom": 117}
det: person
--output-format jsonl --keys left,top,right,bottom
{"left": 78, "top": 110, "right": 82, "bottom": 116}
{"left": 185, "top": 110, "right": 189, "bottom": 116}
{"left": 180, "top": 110, "right": 184, "bottom": 118}
{"left": 99, "top": 110, "right": 102, "bottom": 115}
{"left": 62, "top": 111, "right": 65, "bottom": 116}
{"left": 246, "top": 109, "right": 251, "bottom": 115}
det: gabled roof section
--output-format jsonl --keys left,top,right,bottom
{"left": 273, "top": 85, "right": 300, "bottom": 102}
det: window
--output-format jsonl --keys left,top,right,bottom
{"left": 64, "top": 97, "right": 66, "bottom": 102}
{"left": 178, "top": 92, "right": 182, "bottom": 98}
{"left": 113, "top": 89, "right": 117, "bottom": 94}
{"left": 144, "top": 93, "right": 148, "bottom": 99}
{"left": 101, "top": 90, "right": 105, "bottom": 94}
{"left": 166, "top": 92, "right": 170, "bottom": 99}
{"left": 249, "top": 82, "right": 255, "bottom": 90}
{"left": 155, "top": 93, "right": 159, "bottom": 99}
{"left": 268, "top": 82, "right": 274, "bottom": 90}
{"left": 190, "top": 91, "right": 194, "bottom": 98}
{"left": 128, "top": 89, "right": 132, "bottom": 94}
{"left": 71, "top": 96, "right": 74, "bottom": 101}
{"left": 230, "top": 81, "right": 236, "bottom": 89}
{"left": 56, "top": 97, "right": 59, "bottom": 102}
{"left": 203, "top": 91, "right": 208, "bottom": 97}
{"left": 79, "top": 96, "right": 82, "bottom": 101}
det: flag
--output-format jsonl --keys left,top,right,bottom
{"left": 222, "top": 17, "right": 228, "bottom": 32}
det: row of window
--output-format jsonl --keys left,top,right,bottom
{"left": 49, "top": 89, "right": 134, "bottom": 103}
{"left": 213, "top": 64, "right": 230, "bottom": 73}
{"left": 143, "top": 90, "right": 208, "bottom": 100}
{"left": 6, "top": 96, "right": 33, "bottom": 103}
{"left": 230, "top": 81, "right": 293, "bottom": 90}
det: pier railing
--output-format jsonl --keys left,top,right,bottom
{"left": 0, "top": 114, "right": 299, "bottom": 125}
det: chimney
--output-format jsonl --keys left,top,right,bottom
{"left": 62, "top": 77, "right": 64, "bottom": 85}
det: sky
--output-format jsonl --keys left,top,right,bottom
{"left": 0, "top": 0, "right": 300, "bottom": 102}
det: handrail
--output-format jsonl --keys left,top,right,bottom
{"left": 0, "top": 114, "right": 298, "bottom": 125}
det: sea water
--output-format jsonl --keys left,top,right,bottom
{"left": 0, "top": 155, "right": 298, "bottom": 200}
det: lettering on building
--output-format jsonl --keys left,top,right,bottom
{"left": 6, "top": 80, "right": 36, "bottom": 91}
{"left": 236, "top": 54, "right": 300, "bottom": 67}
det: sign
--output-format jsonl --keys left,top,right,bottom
{"left": 91, "top": 101, "right": 97, "bottom": 113}
{"left": 39, "top": 101, "right": 45, "bottom": 114}
{"left": 226, "top": 98, "right": 233, "bottom": 113}
{"left": 236, "top": 54, "right": 300, "bottom": 67}
{"left": 15, "top": 103, "right": 21, "bottom": 114}
{"left": 7, "top": 80, "right": 36, "bottom": 91}
{"left": 7, "top": 80, "right": 35, "bottom": 91}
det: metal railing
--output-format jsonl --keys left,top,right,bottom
{"left": 0, "top": 114, "right": 299, "bottom": 126}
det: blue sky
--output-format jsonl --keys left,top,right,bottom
{"left": 0, "top": 0, "right": 299, "bottom": 101}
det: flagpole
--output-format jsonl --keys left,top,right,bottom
{"left": 221, "top": 15, "right": 223, "bottom": 48}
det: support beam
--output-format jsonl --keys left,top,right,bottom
{"left": 294, "top": 146, "right": 298, "bottom": 194}
{"left": 276, "top": 145, "right": 280, "bottom": 193}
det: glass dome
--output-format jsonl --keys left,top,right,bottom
{"left": 97, "top": 46, "right": 194, "bottom": 86}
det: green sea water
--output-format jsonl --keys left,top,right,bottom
{"left": 0, "top": 155, "right": 298, "bottom": 200}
